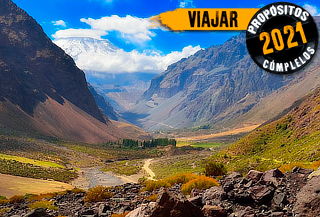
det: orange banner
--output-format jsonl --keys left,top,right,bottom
{"left": 153, "top": 8, "right": 259, "bottom": 31}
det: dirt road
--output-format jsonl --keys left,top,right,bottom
{"left": 143, "top": 159, "right": 156, "bottom": 180}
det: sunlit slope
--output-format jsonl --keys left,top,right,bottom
{"left": 211, "top": 87, "right": 320, "bottom": 173}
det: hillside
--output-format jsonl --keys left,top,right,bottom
{"left": 211, "top": 87, "right": 320, "bottom": 173}
{"left": 0, "top": 0, "right": 132, "bottom": 143}
{"left": 132, "top": 18, "right": 320, "bottom": 131}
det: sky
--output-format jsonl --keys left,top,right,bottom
{"left": 12, "top": 0, "right": 320, "bottom": 75}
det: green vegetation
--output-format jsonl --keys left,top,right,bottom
{"left": 210, "top": 111, "right": 320, "bottom": 174}
{"left": 176, "top": 141, "right": 223, "bottom": 149}
{"left": 189, "top": 142, "right": 222, "bottom": 148}
{"left": 102, "top": 159, "right": 144, "bottom": 176}
{"left": 64, "top": 143, "right": 164, "bottom": 162}
{"left": 150, "top": 154, "right": 209, "bottom": 179}
{"left": 122, "top": 138, "right": 177, "bottom": 148}
{"left": 0, "top": 153, "right": 65, "bottom": 169}
{"left": 0, "top": 159, "right": 77, "bottom": 182}
{"left": 204, "top": 161, "right": 227, "bottom": 176}
{"left": 28, "top": 200, "right": 58, "bottom": 210}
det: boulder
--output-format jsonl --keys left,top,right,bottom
{"left": 261, "top": 169, "right": 284, "bottom": 186}
{"left": 230, "top": 206, "right": 256, "bottom": 217}
{"left": 126, "top": 190, "right": 204, "bottom": 217}
{"left": 270, "top": 212, "right": 285, "bottom": 217}
{"left": 247, "top": 170, "right": 263, "bottom": 182}
{"left": 225, "top": 172, "right": 242, "bottom": 180}
{"left": 126, "top": 203, "right": 156, "bottom": 217}
{"left": 202, "top": 205, "right": 227, "bottom": 217}
{"left": 293, "top": 176, "right": 320, "bottom": 217}
{"left": 25, "top": 208, "right": 53, "bottom": 217}
{"left": 202, "top": 187, "right": 226, "bottom": 205}
{"left": 188, "top": 196, "right": 203, "bottom": 207}
{"left": 248, "top": 185, "right": 274, "bottom": 203}
{"left": 272, "top": 191, "right": 286, "bottom": 207}
{"left": 308, "top": 169, "right": 320, "bottom": 179}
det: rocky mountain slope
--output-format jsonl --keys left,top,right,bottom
{"left": 134, "top": 18, "right": 320, "bottom": 131}
{"left": 0, "top": 0, "right": 129, "bottom": 143}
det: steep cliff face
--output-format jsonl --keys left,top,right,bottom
{"left": 138, "top": 19, "right": 320, "bottom": 131}
{"left": 0, "top": 0, "right": 127, "bottom": 143}
{"left": 0, "top": 0, "right": 105, "bottom": 123}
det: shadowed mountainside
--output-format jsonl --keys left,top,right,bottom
{"left": 0, "top": 0, "right": 142, "bottom": 143}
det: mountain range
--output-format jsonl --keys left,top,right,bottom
{"left": 2, "top": 0, "right": 319, "bottom": 143}
{"left": 54, "top": 22, "right": 320, "bottom": 133}
{"left": 130, "top": 19, "right": 320, "bottom": 131}
{"left": 0, "top": 0, "right": 148, "bottom": 143}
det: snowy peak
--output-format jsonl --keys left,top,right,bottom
{"left": 54, "top": 37, "right": 118, "bottom": 60}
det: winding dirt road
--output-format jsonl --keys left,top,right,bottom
{"left": 143, "top": 159, "right": 156, "bottom": 180}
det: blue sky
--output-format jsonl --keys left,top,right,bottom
{"left": 12, "top": 0, "right": 320, "bottom": 75}
{"left": 13, "top": 0, "right": 320, "bottom": 52}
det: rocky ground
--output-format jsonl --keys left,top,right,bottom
{"left": 1, "top": 167, "right": 320, "bottom": 217}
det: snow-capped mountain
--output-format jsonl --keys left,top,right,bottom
{"left": 53, "top": 37, "right": 157, "bottom": 117}
{"left": 54, "top": 37, "right": 118, "bottom": 62}
{"left": 54, "top": 37, "right": 201, "bottom": 124}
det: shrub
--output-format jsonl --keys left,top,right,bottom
{"left": 146, "top": 194, "right": 158, "bottom": 202}
{"left": 204, "top": 161, "right": 227, "bottom": 176}
{"left": 143, "top": 173, "right": 215, "bottom": 192}
{"left": 28, "top": 201, "right": 58, "bottom": 210}
{"left": 9, "top": 195, "right": 24, "bottom": 204}
{"left": 181, "top": 176, "right": 219, "bottom": 195}
{"left": 0, "top": 196, "right": 6, "bottom": 200}
{"left": 164, "top": 173, "right": 198, "bottom": 185}
{"left": 0, "top": 208, "right": 10, "bottom": 215}
{"left": 84, "top": 186, "right": 114, "bottom": 202}
{"left": 143, "top": 180, "right": 170, "bottom": 192}
{"left": 68, "top": 188, "right": 85, "bottom": 194}
{"left": 0, "top": 199, "right": 9, "bottom": 204}
{"left": 311, "top": 160, "right": 320, "bottom": 169}
{"left": 138, "top": 176, "right": 148, "bottom": 185}
{"left": 27, "top": 193, "right": 57, "bottom": 202}
{"left": 110, "top": 212, "right": 130, "bottom": 217}
{"left": 279, "top": 161, "right": 318, "bottom": 173}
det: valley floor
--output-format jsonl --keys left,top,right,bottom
{"left": 0, "top": 174, "right": 73, "bottom": 198}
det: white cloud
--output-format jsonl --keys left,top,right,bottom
{"left": 53, "top": 29, "right": 106, "bottom": 40}
{"left": 54, "top": 38, "right": 201, "bottom": 75}
{"left": 303, "top": 4, "right": 320, "bottom": 16}
{"left": 179, "top": 0, "right": 195, "bottom": 8}
{"left": 75, "top": 46, "right": 201, "bottom": 75}
{"left": 53, "top": 15, "right": 156, "bottom": 44}
{"left": 52, "top": 20, "right": 67, "bottom": 27}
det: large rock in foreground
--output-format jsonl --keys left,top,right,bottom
{"left": 127, "top": 189, "right": 204, "bottom": 217}
{"left": 293, "top": 176, "right": 320, "bottom": 217}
